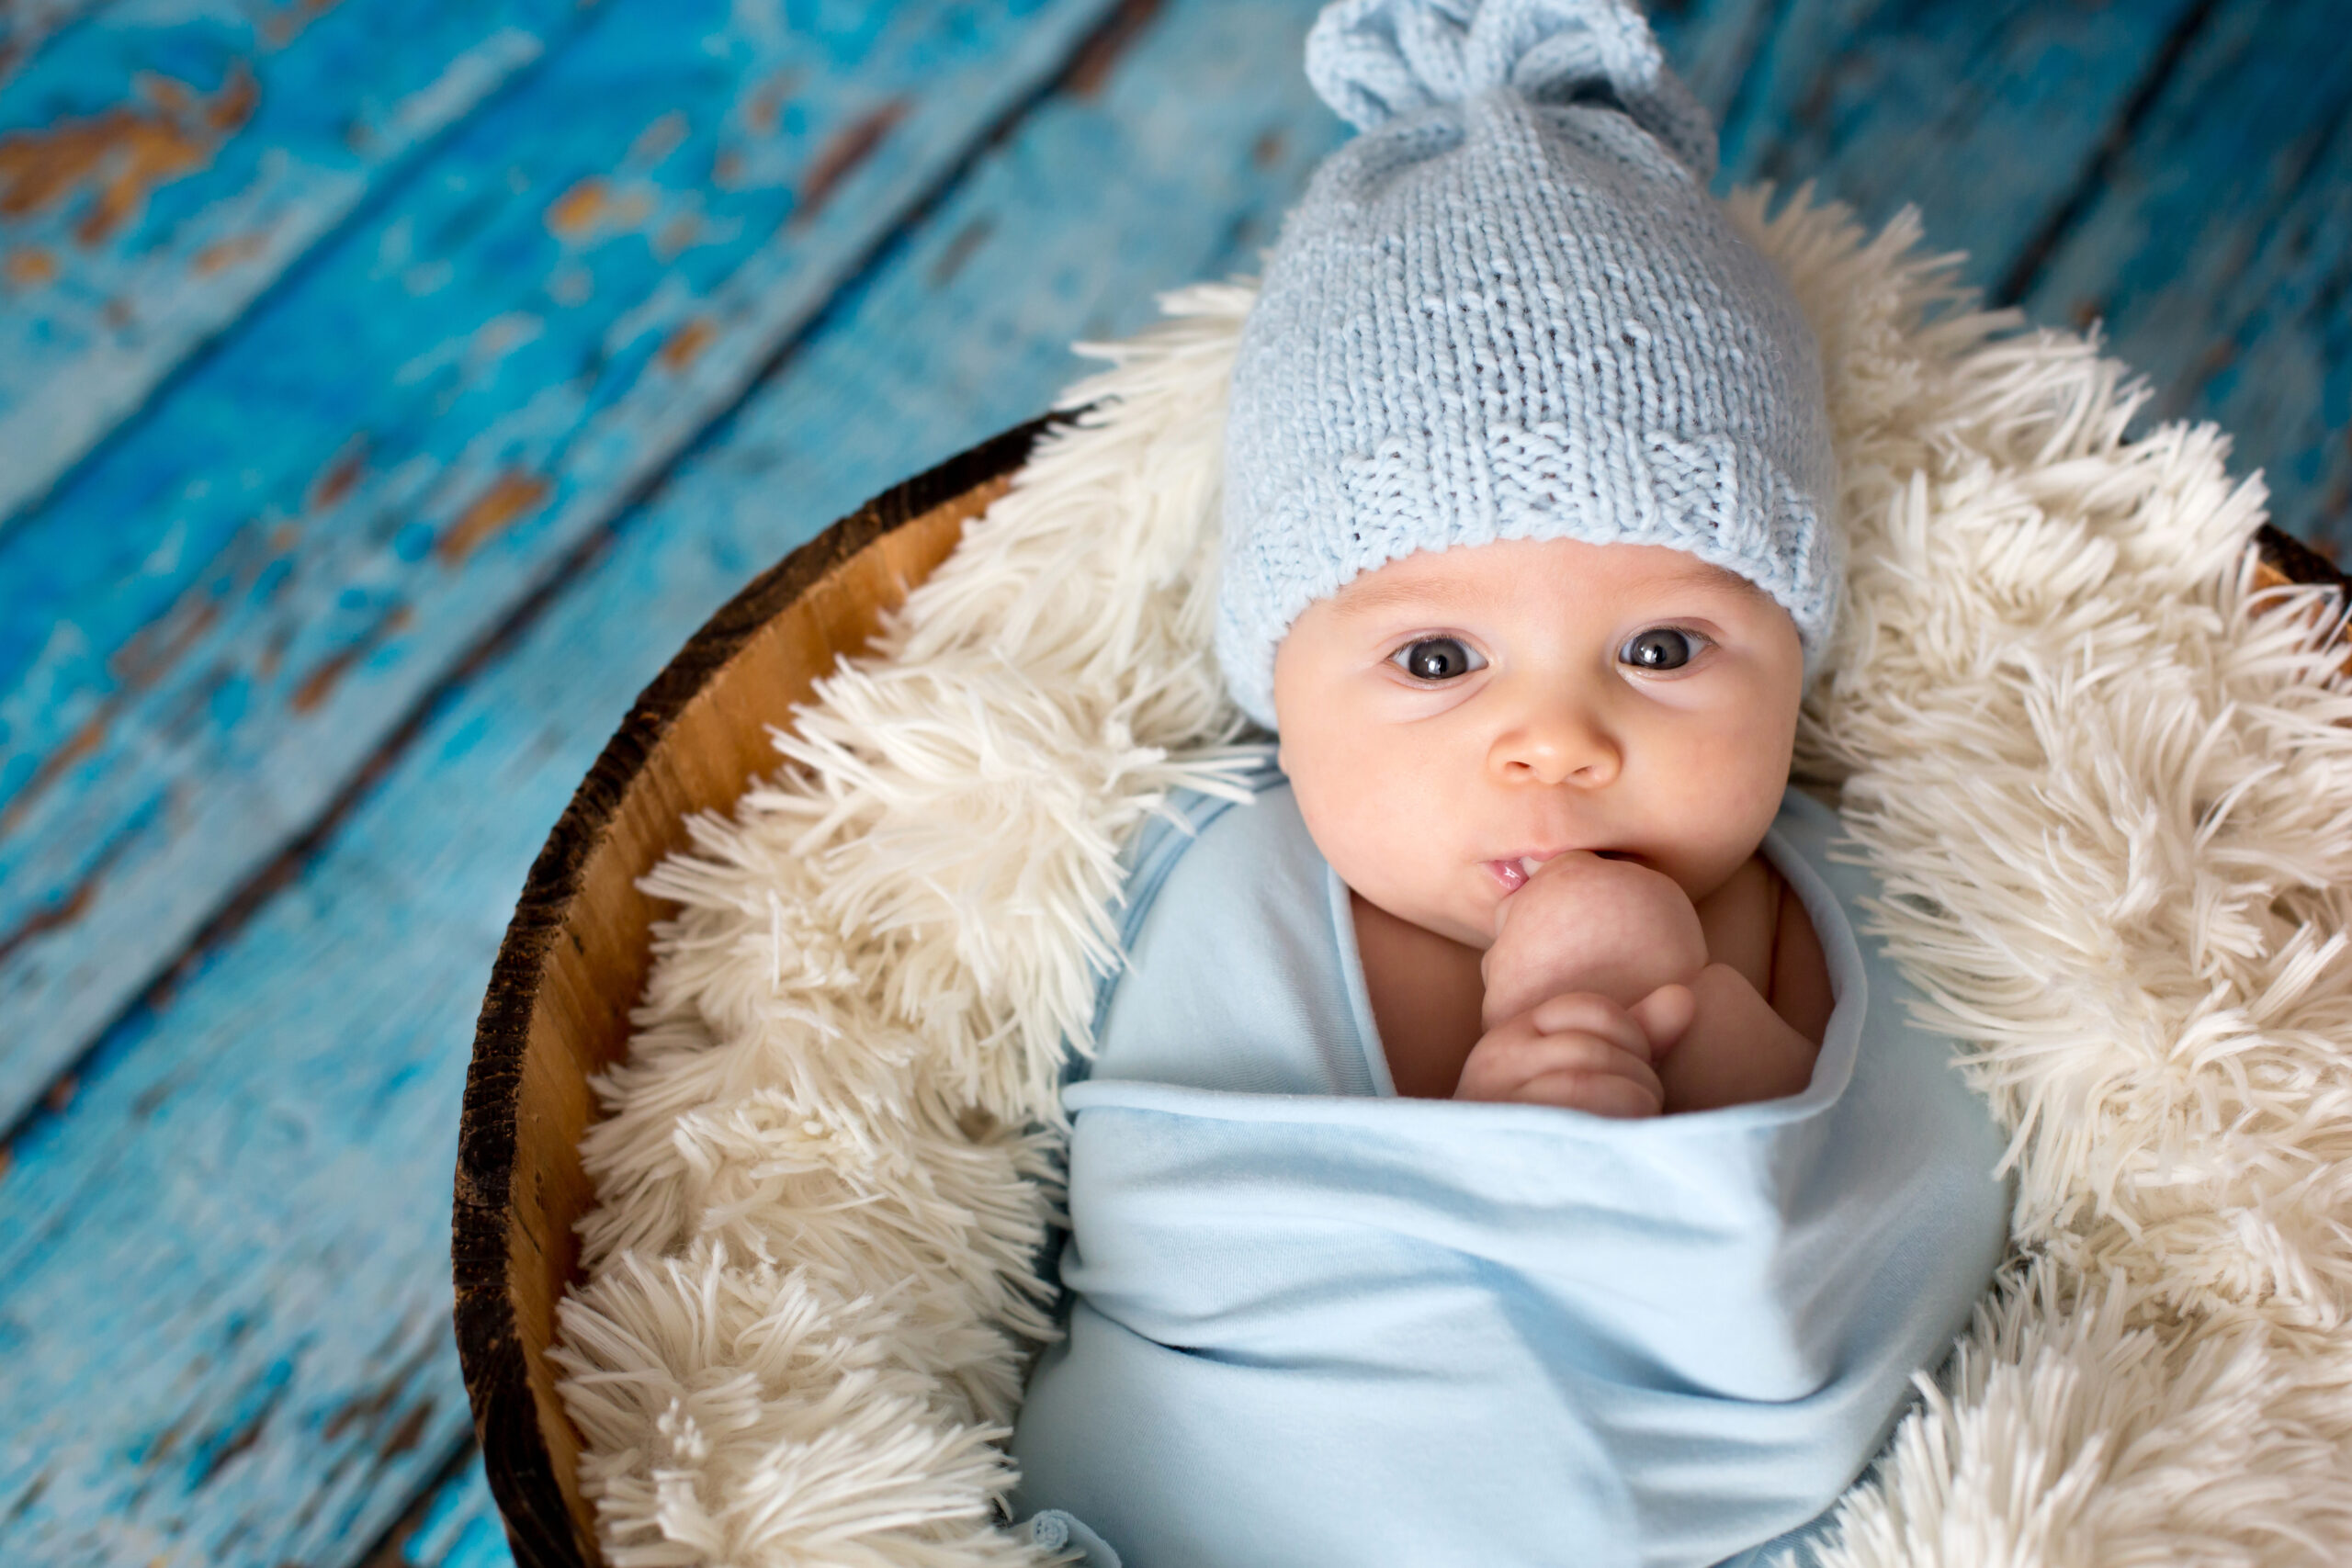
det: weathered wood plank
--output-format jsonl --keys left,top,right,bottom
{"left": 2015, "top": 0, "right": 2352, "bottom": 550}
{"left": 1657, "top": 0, "right": 2208, "bottom": 304}
{"left": 0, "top": 0, "right": 594, "bottom": 525}
{"left": 0, "top": 0, "right": 110, "bottom": 86}
{"left": 0, "top": 0, "right": 1124, "bottom": 1132}
{"left": 358, "top": 1446, "right": 514, "bottom": 1568}
{"left": 0, "top": 0, "right": 1341, "bottom": 1559}
{"left": 1646, "top": 0, "right": 1774, "bottom": 126}
{"left": 1679, "top": 0, "right": 2350, "bottom": 549}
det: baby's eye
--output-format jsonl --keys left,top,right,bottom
{"left": 1619, "top": 627, "right": 1702, "bottom": 671}
{"left": 1393, "top": 636, "right": 1484, "bottom": 682}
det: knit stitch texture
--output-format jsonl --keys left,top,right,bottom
{"left": 1218, "top": 0, "right": 1839, "bottom": 726}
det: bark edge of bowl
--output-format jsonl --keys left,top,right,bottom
{"left": 454, "top": 414, "right": 1061, "bottom": 1568}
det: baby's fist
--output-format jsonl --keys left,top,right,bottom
{"left": 1481, "top": 853, "right": 1707, "bottom": 1030}
{"left": 1454, "top": 987, "right": 1694, "bottom": 1118}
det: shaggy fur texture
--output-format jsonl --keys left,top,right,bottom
{"left": 548, "top": 188, "right": 2352, "bottom": 1565}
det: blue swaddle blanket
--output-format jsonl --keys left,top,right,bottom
{"left": 1011, "top": 748, "right": 2011, "bottom": 1567}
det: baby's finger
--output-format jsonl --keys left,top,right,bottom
{"left": 1458, "top": 1027, "right": 1662, "bottom": 1110}
{"left": 1527, "top": 992, "right": 1651, "bottom": 1061}
{"left": 1524, "top": 1031, "right": 1664, "bottom": 1110}
{"left": 1628, "top": 983, "right": 1696, "bottom": 1055}
{"left": 1513, "top": 1065, "right": 1664, "bottom": 1120}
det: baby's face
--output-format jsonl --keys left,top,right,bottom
{"left": 1271, "top": 536, "right": 1804, "bottom": 952}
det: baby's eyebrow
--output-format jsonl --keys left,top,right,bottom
{"left": 1328, "top": 577, "right": 1467, "bottom": 616}
{"left": 1678, "top": 559, "right": 1776, "bottom": 602}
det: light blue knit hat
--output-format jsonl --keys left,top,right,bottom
{"left": 1217, "top": 0, "right": 1839, "bottom": 728}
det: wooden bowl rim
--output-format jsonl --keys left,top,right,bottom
{"left": 453, "top": 412, "right": 1063, "bottom": 1568}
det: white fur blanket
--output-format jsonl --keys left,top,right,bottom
{"left": 548, "top": 188, "right": 2352, "bottom": 1566}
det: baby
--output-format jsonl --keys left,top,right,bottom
{"left": 1011, "top": 3, "right": 2011, "bottom": 1564}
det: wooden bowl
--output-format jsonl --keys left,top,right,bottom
{"left": 453, "top": 415, "right": 1057, "bottom": 1568}
{"left": 451, "top": 410, "right": 2344, "bottom": 1567}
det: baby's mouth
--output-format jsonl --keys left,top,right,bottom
{"left": 1487, "top": 858, "right": 1534, "bottom": 894}
{"left": 1486, "top": 849, "right": 1635, "bottom": 893}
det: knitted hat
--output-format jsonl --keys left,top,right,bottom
{"left": 1216, "top": 0, "right": 1838, "bottom": 728}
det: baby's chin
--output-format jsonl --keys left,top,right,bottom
{"left": 1410, "top": 890, "right": 1514, "bottom": 953}
{"left": 1340, "top": 877, "right": 1492, "bottom": 952}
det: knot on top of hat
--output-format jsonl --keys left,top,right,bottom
{"left": 1305, "top": 0, "right": 1716, "bottom": 177}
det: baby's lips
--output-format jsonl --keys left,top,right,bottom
{"left": 1485, "top": 859, "right": 1532, "bottom": 938}
{"left": 1487, "top": 849, "right": 1610, "bottom": 899}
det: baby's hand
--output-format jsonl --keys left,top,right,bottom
{"left": 1480, "top": 852, "right": 1708, "bottom": 1029}
{"left": 1454, "top": 986, "right": 1696, "bottom": 1117}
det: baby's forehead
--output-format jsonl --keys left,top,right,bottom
{"left": 1327, "top": 543, "right": 1770, "bottom": 616}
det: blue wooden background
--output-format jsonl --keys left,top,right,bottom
{"left": 0, "top": 0, "right": 2345, "bottom": 1562}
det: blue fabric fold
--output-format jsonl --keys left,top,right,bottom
{"left": 1012, "top": 760, "right": 2009, "bottom": 1567}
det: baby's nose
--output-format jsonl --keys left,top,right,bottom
{"left": 1489, "top": 694, "right": 1620, "bottom": 786}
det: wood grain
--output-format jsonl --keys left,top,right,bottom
{"left": 0, "top": 0, "right": 1124, "bottom": 1133}
{"left": 0, "top": 2, "right": 115, "bottom": 85}
{"left": 0, "top": 0, "right": 588, "bottom": 525}
{"left": 357, "top": 1446, "right": 521, "bottom": 1568}
{"left": 2017, "top": 0, "right": 2352, "bottom": 550}
{"left": 1662, "top": 0, "right": 2350, "bottom": 552}
{"left": 1693, "top": 0, "right": 2209, "bottom": 281}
